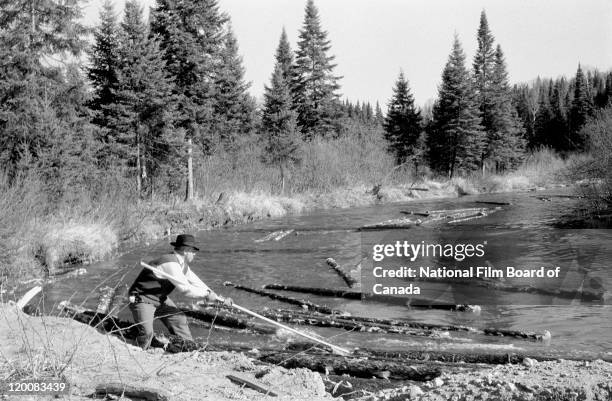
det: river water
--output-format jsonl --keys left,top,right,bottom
{"left": 42, "top": 190, "right": 612, "bottom": 360}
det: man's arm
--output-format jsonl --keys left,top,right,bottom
{"left": 156, "top": 262, "right": 210, "bottom": 298}
{"left": 185, "top": 268, "right": 223, "bottom": 302}
{"left": 184, "top": 268, "right": 207, "bottom": 288}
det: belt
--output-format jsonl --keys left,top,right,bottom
{"left": 129, "top": 294, "right": 167, "bottom": 305}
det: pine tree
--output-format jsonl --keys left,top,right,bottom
{"left": 605, "top": 73, "right": 612, "bottom": 106}
{"left": 107, "top": 0, "right": 179, "bottom": 197}
{"left": 213, "top": 26, "right": 256, "bottom": 149}
{"left": 275, "top": 27, "right": 294, "bottom": 84}
{"left": 88, "top": 0, "right": 120, "bottom": 128}
{"left": 473, "top": 10, "right": 496, "bottom": 139}
{"left": 485, "top": 45, "right": 525, "bottom": 170}
{"left": 0, "top": 0, "right": 94, "bottom": 197}
{"left": 383, "top": 71, "right": 422, "bottom": 165}
{"left": 428, "top": 36, "right": 485, "bottom": 178}
{"left": 569, "top": 64, "right": 594, "bottom": 150}
{"left": 151, "top": 0, "right": 228, "bottom": 150}
{"left": 261, "top": 58, "right": 301, "bottom": 194}
{"left": 549, "top": 78, "right": 569, "bottom": 151}
{"left": 293, "top": 0, "right": 342, "bottom": 139}
{"left": 375, "top": 102, "right": 384, "bottom": 125}
{"left": 534, "top": 81, "right": 554, "bottom": 148}
{"left": 151, "top": 0, "right": 229, "bottom": 199}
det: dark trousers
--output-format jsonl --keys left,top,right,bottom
{"left": 129, "top": 297, "right": 193, "bottom": 349}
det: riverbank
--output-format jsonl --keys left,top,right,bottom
{"left": 0, "top": 149, "right": 582, "bottom": 293}
{"left": 2, "top": 303, "right": 611, "bottom": 401}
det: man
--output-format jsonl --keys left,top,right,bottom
{"left": 128, "top": 233, "right": 231, "bottom": 349}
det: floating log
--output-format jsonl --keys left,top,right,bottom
{"left": 223, "top": 282, "right": 339, "bottom": 314}
{"left": 178, "top": 304, "right": 277, "bottom": 334}
{"left": 261, "top": 285, "right": 480, "bottom": 314}
{"left": 409, "top": 187, "right": 429, "bottom": 191}
{"left": 354, "top": 348, "right": 526, "bottom": 365}
{"left": 258, "top": 352, "right": 442, "bottom": 381}
{"left": 263, "top": 284, "right": 362, "bottom": 299}
{"left": 425, "top": 207, "right": 487, "bottom": 214}
{"left": 484, "top": 328, "right": 551, "bottom": 342}
{"left": 447, "top": 212, "right": 488, "bottom": 224}
{"left": 255, "top": 229, "right": 294, "bottom": 243}
{"left": 325, "top": 258, "right": 359, "bottom": 288}
{"left": 95, "top": 383, "right": 170, "bottom": 401}
{"left": 475, "top": 201, "right": 511, "bottom": 206}
{"left": 400, "top": 211, "right": 430, "bottom": 217}
{"left": 256, "top": 308, "right": 446, "bottom": 338}
{"left": 48, "top": 267, "right": 87, "bottom": 277}
{"left": 359, "top": 218, "right": 419, "bottom": 230}
{"left": 226, "top": 374, "right": 278, "bottom": 397}
{"left": 544, "top": 194, "right": 586, "bottom": 199}
{"left": 273, "top": 229, "right": 294, "bottom": 241}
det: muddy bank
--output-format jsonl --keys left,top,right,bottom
{"left": 0, "top": 304, "right": 331, "bottom": 401}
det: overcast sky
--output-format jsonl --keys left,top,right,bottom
{"left": 81, "top": 0, "right": 612, "bottom": 107}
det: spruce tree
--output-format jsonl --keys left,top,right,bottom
{"left": 534, "top": 81, "right": 555, "bottom": 148}
{"left": 550, "top": 78, "right": 569, "bottom": 151}
{"left": 375, "top": 102, "right": 384, "bottom": 125}
{"left": 485, "top": 45, "right": 525, "bottom": 170}
{"left": 275, "top": 27, "right": 295, "bottom": 84}
{"left": 383, "top": 71, "right": 422, "bottom": 165}
{"left": 473, "top": 10, "right": 496, "bottom": 138}
{"left": 150, "top": 0, "right": 229, "bottom": 199}
{"left": 261, "top": 57, "right": 301, "bottom": 194}
{"left": 107, "top": 0, "right": 179, "bottom": 197}
{"left": 428, "top": 36, "right": 484, "bottom": 178}
{"left": 569, "top": 64, "right": 594, "bottom": 150}
{"left": 213, "top": 26, "right": 256, "bottom": 149}
{"left": 293, "top": 0, "right": 342, "bottom": 139}
{"left": 0, "top": 0, "right": 94, "bottom": 196}
{"left": 150, "top": 0, "right": 228, "bottom": 150}
{"left": 88, "top": 0, "right": 120, "bottom": 128}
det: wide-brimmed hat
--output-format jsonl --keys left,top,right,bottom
{"left": 170, "top": 234, "right": 200, "bottom": 251}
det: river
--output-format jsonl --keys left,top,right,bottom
{"left": 42, "top": 189, "right": 612, "bottom": 361}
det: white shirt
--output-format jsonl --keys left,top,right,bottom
{"left": 154, "top": 252, "right": 213, "bottom": 298}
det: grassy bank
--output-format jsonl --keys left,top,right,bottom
{"left": 0, "top": 147, "right": 580, "bottom": 291}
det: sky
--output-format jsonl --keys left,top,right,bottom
{"left": 81, "top": 0, "right": 612, "bottom": 107}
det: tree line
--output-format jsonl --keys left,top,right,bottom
{"left": 0, "top": 1, "right": 608, "bottom": 202}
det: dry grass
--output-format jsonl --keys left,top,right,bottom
{"left": 35, "top": 222, "right": 118, "bottom": 270}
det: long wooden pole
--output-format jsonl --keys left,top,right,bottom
{"left": 230, "top": 304, "right": 351, "bottom": 356}
{"left": 139, "top": 262, "right": 351, "bottom": 356}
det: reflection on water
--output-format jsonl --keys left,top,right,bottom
{"left": 40, "top": 190, "right": 612, "bottom": 359}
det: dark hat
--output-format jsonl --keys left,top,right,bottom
{"left": 170, "top": 234, "right": 200, "bottom": 251}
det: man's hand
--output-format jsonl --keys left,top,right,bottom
{"left": 205, "top": 291, "right": 219, "bottom": 303}
{"left": 215, "top": 295, "right": 233, "bottom": 307}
